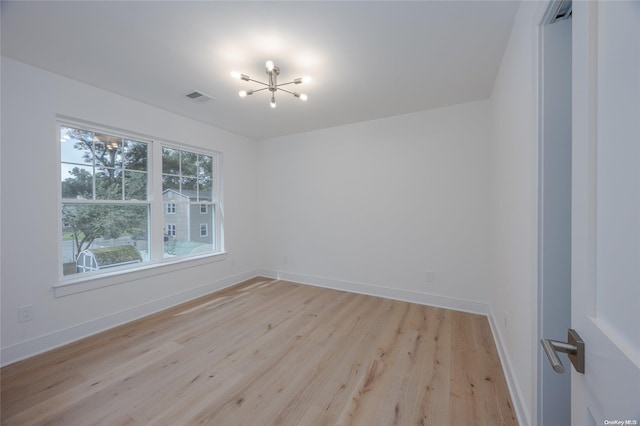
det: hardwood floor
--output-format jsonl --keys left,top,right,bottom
{"left": 1, "top": 278, "right": 517, "bottom": 425}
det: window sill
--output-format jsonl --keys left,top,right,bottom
{"left": 54, "top": 252, "right": 227, "bottom": 297}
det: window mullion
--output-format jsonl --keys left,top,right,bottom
{"left": 215, "top": 153, "right": 223, "bottom": 252}
{"left": 150, "top": 140, "right": 164, "bottom": 263}
{"left": 92, "top": 137, "right": 97, "bottom": 200}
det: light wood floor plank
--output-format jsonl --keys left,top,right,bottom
{"left": 1, "top": 279, "right": 517, "bottom": 425}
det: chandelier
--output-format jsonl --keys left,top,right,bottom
{"left": 231, "top": 60, "right": 310, "bottom": 108}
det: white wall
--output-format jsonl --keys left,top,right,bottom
{"left": 0, "top": 58, "right": 260, "bottom": 365}
{"left": 488, "top": 2, "right": 548, "bottom": 425}
{"left": 257, "top": 101, "right": 492, "bottom": 311}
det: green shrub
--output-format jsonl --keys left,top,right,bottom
{"left": 91, "top": 245, "right": 141, "bottom": 266}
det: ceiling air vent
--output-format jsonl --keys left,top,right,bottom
{"left": 185, "top": 90, "right": 215, "bottom": 103}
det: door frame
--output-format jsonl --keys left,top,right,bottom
{"left": 536, "top": 3, "right": 573, "bottom": 424}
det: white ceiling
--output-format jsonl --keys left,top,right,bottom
{"left": 1, "top": 1, "right": 519, "bottom": 140}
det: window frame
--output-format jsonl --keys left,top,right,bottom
{"left": 56, "top": 118, "right": 225, "bottom": 295}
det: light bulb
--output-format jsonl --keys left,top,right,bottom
{"left": 299, "top": 93, "right": 308, "bottom": 101}
{"left": 294, "top": 76, "right": 311, "bottom": 85}
{"left": 265, "top": 60, "right": 275, "bottom": 72}
{"left": 231, "top": 72, "right": 250, "bottom": 81}
{"left": 270, "top": 96, "right": 277, "bottom": 108}
{"left": 239, "top": 90, "right": 247, "bottom": 98}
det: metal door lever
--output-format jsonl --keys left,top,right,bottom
{"left": 541, "top": 328, "right": 585, "bottom": 374}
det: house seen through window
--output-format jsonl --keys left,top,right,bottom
{"left": 60, "top": 122, "right": 221, "bottom": 279}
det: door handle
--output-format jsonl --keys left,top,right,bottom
{"left": 541, "top": 328, "right": 585, "bottom": 374}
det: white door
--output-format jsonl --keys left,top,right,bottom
{"left": 571, "top": 1, "right": 640, "bottom": 424}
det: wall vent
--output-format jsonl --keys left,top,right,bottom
{"left": 185, "top": 90, "right": 215, "bottom": 103}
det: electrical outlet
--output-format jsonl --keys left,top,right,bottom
{"left": 18, "top": 305, "right": 34, "bottom": 323}
{"left": 426, "top": 271, "right": 434, "bottom": 283}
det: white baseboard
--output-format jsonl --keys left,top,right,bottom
{"left": 253, "top": 268, "right": 279, "bottom": 280}
{"left": 266, "top": 269, "right": 489, "bottom": 315}
{"left": 0, "top": 269, "right": 259, "bottom": 367}
{"left": 487, "top": 305, "right": 530, "bottom": 426}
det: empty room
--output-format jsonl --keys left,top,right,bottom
{"left": 1, "top": 1, "right": 638, "bottom": 425}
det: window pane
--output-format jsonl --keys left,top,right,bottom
{"left": 62, "top": 203, "right": 149, "bottom": 276}
{"left": 198, "top": 154, "right": 213, "bottom": 178}
{"left": 124, "top": 170, "right": 147, "bottom": 200}
{"left": 181, "top": 151, "right": 198, "bottom": 176}
{"left": 163, "top": 202, "right": 214, "bottom": 258}
{"left": 124, "top": 139, "right": 147, "bottom": 171}
{"left": 162, "top": 175, "right": 180, "bottom": 193}
{"left": 61, "top": 164, "right": 93, "bottom": 199}
{"left": 162, "top": 148, "right": 180, "bottom": 174}
{"left": 61, "top": 126, "right": 93, "bottom": 165}
{"left": 198, "top": 179, "right": 212, "bottom": 201}
{"left": 94, "top": 133, "right": 122, "bottom": 169}
{"left": 181, "top": 177, "right": 197, "bottom": 194}
{"left": 95, "top": 167, "right": 123, "bottom": 200}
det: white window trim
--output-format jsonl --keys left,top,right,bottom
{"left": 200, "top": 223, "right": 208, "bottom": 237}
{"left": 166, "top": 203, "right": 176, "bottom": 214}
{"left": 54, "top": 252, "right": 227, "bottom": 297}
{"left": 200, "top": 204, "right": 208, "bottom": 214}
{"left": 56, "top": 118, "right": 224, "bottom": 292}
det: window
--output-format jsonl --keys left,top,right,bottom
{"left": 60, "top": 125, "right": 150, "bottom": 277}
{"left": 60, "top": 122, "right": 221, "bottom": 280}
{"left": 162, "top": 147, "right": 215, "bottom": 258}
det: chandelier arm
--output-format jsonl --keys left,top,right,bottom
{"left": 277, "top": 87, "right": 296, "bottom": 95}
{"left": 249, "top": 87, "right": 270, "bottom": 94}
{"left": 247, "top": 78, "right": 269, "bottom": 87}
{"left": 276, "top": 81, "right": 298, "bottom": 87}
